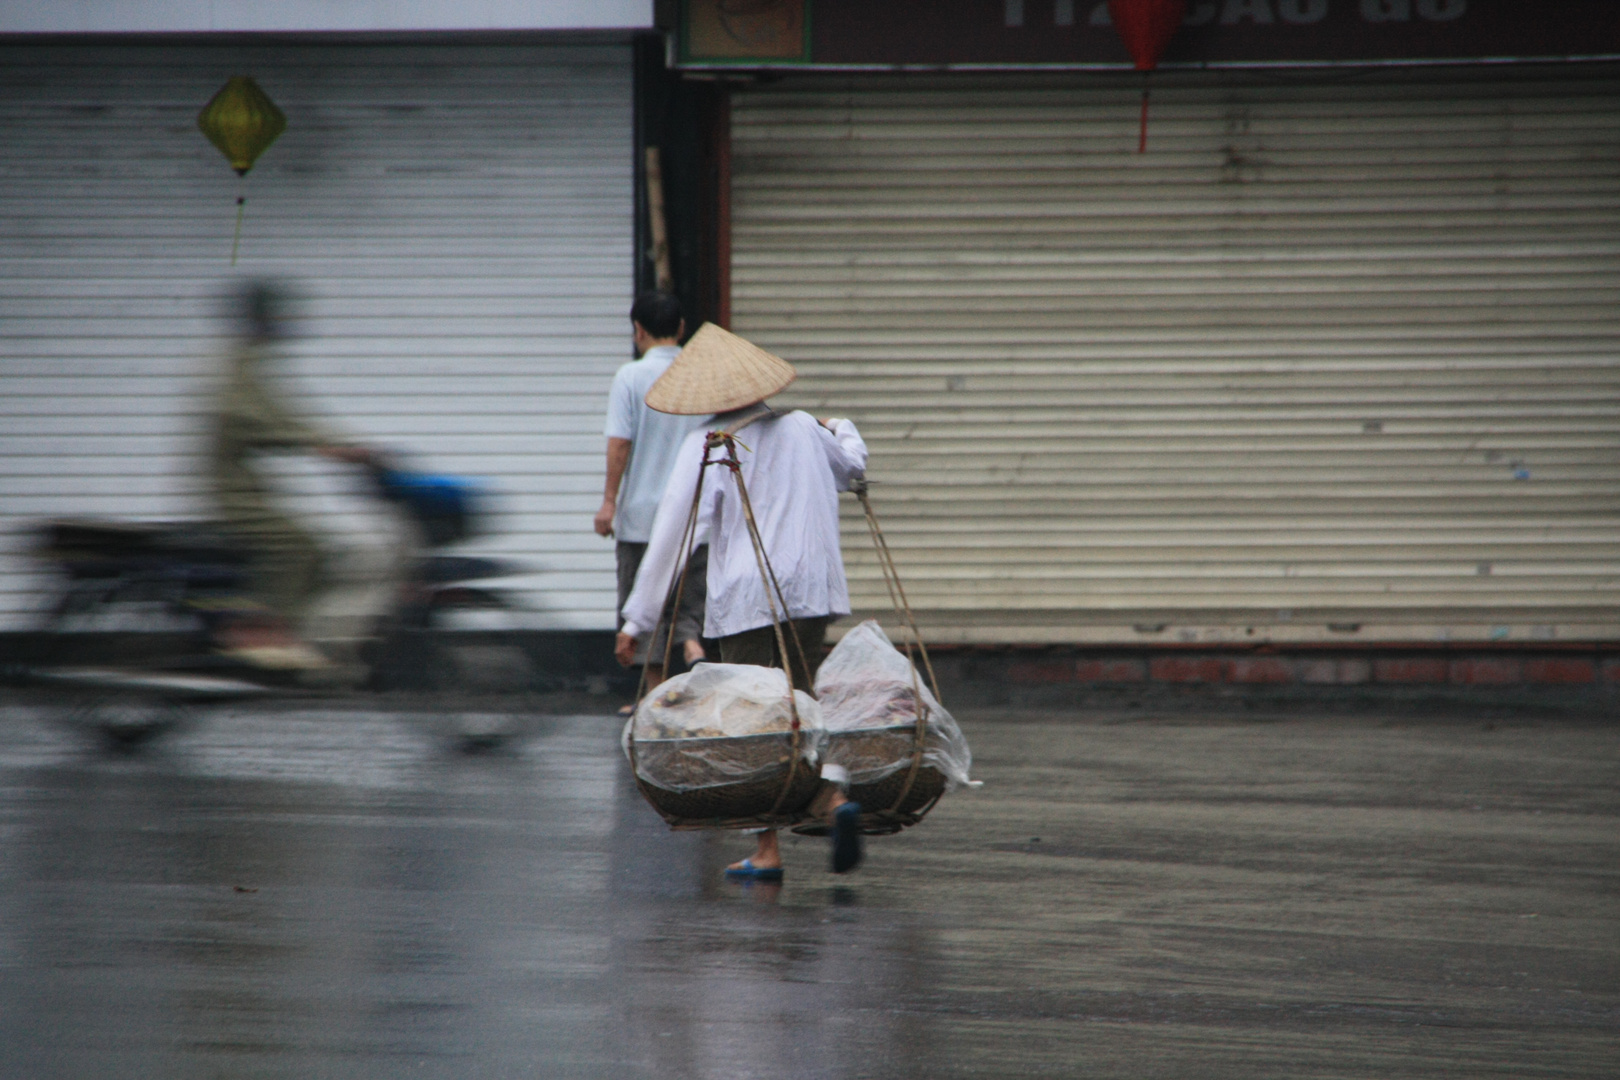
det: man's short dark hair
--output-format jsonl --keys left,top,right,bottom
{"left": 630, "top": 290, "right": 683, "bottom": 339}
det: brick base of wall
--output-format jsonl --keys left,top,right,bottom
{"left": 929, "top": 643, "right": 1619, "bottom": 711}
{"left": 5, "top": 631, "right": 1617, "bottom": 710}
{"left": 962, "top": 646, "right": 1617, "bottom": 687}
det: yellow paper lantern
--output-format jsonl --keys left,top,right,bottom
{"left": 197, "top": 76, "right": 286, "bottom": 176}
{"left": 197, "top": 76, "right": 285, "bottom": 264}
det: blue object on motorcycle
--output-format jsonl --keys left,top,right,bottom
{"left": 376, "top": 470, "right": 484, "bottom": 547}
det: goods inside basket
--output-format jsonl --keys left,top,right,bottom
{"left": 813, "top": 620, "right": 974, "bottom": 791}
{"left": 623, "top": 662, "right": 824, "bottom": 794}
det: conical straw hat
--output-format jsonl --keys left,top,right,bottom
{"left": 645, "top": 322, "right": 797, "bottom": 415}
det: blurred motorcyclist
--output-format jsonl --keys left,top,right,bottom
{"left": 209, "top": 280, "right": 383, "bottom": 670}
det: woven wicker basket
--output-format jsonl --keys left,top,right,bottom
{"left": 631, "top": 730, "right": 824, "bottom": 829}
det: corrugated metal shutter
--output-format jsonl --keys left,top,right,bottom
{"left": 0, "top": 42, "right": 633, "bottom": 631}
{"left": 730, "top": 66, "right": 1620, "bottom": 645}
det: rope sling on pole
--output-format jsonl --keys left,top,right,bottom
{"left": 851, "top": 478, "right": 940, "bottom": 824}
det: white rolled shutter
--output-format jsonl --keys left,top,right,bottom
{"left": 0, "top": 42, "right": 634, "bottom": 630}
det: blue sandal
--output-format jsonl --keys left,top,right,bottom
{"left": 724, "top": 858, "right": 784, "bottom": 881}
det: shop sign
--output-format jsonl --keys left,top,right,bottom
{"left": 678, "top": 0, "right": 1620, "bottom": 68}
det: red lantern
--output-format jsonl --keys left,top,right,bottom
{"left": 1106, "top": 0, "right": 1187, "bottom": 152}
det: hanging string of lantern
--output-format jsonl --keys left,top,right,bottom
{"left": 196, "top": 76, "right": 286, "bottom": 264}
{"left": 1106, "top": 0, "right": 1188, "bottom": 152}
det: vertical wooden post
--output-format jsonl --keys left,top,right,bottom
{"left": 644, "top": 146, "right": 674, "bottom": 291}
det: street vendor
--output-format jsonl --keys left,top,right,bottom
{"left": 615, "top": 323, "right": 870, "bottom": 877}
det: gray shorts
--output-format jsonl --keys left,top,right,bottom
{"left": 617, "top": 541, "right": 708, "bottom": 665}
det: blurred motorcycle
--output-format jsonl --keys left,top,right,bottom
{"left": 20, "top": 458, "right": 526, "bottom": 744}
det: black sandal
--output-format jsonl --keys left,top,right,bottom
{"left": 831, "top": 802, "right": 864, "bottom": 874}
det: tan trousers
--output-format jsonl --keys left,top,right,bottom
{"left": 228, "top": 513, "right": 327, "bottom": 621}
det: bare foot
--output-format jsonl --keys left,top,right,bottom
{"left": 807, "top": 781, "right": 848, "bottom": 821}
{"left": 683, "top": 638, "right": 706, "bottom": 665}
{"left": 217, "top": 616, "right": 330, "bottom": 671}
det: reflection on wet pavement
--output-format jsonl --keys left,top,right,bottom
{"left": 0, "top": 702, "right": 1615, "bottom": 1078}
{"left": 0, "top": 706, "right": 940, "bottom": 1079}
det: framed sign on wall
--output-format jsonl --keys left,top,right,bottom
{"left": 680, "top": 0, "right": 812, "bottom": 65}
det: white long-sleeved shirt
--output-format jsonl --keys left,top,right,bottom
{"left": 621, "top": 410, "right": 868, "bottom": 641}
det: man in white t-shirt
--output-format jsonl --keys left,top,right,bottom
{"left": 595, "top": 291, "right": 711, "bottom": 691}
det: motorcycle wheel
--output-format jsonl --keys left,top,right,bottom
{"left": 66, "top": 694, "right": 193, "bottom": 750}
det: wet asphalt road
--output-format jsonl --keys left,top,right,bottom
{"left": 0, "top": 698, "right": 1615, "bottom": 1079}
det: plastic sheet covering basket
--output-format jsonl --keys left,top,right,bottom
{"left": 623, "top": 662, "right": 826, "bottom": 829}
{"left": 806, "top": 620, "right": 975, "bottom": 835}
